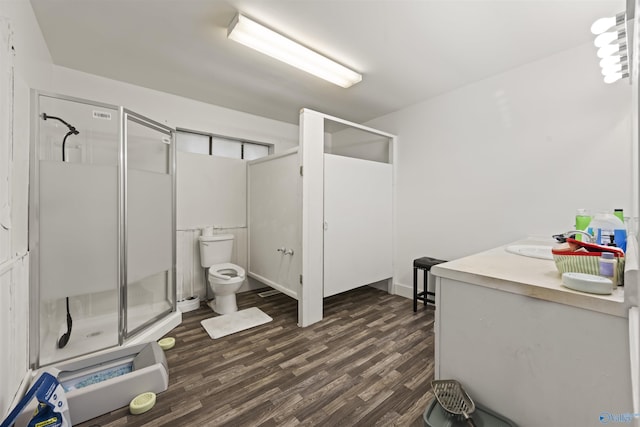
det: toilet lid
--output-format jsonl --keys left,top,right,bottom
{"left": 208, "top": 263, "right": 245, "bottom": 280}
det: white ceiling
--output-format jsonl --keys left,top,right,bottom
{"left": 30, "top": 0, "right": 624, "bottom": 125}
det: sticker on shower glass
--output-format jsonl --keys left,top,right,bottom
{"left": 92, "top": 110, "right": 112, "bottom": 120}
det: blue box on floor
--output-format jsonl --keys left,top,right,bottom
{"left": 423, "top": 398, "right": 517, "bottom": 427}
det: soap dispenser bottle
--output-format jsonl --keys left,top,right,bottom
{"left": 575, "top": 209, "right": 591, "bottom": 241}
{"left": 614, "top": 208, "right": 624, "bottom": 223}
{"left": 599, "top": 252, "right": 617, "bottom": 289}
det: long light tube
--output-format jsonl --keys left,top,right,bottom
{"left": 227, "top": 13, "right": 362, "bottom": 88}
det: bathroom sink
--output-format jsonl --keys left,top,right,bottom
{"left": 505, "top": 244, "right": 554, "bottom": 260}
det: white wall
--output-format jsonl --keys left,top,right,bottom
{"left": 177, "top": 153, "right": 247, "bottom": 229}
{"left": 51, "top": 66, "right": 299, "bottom": 147}
{"left": 3, "top": 0, "right": 52, "bottom": 256}
{"left": 0, "top": 0, "right": 53, "bottom": 417}
{"left": 366, "top": 42, "right": 633, "bottom": 297}
{"left": 176, "top": 152, "right": 247, "bottom": 300}
{"left": 327, "top": 126, "right": 390, "bottom": 163}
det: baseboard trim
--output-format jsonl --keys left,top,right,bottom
{"left": 393, "top": 283, "right": 413, "bottom": 300}
{"left": 241, "top": 278, "right": 415, "bottom": 301}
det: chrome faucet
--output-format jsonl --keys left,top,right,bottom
{"left": 553, "top": 230, "right": 596, "bottom": 243}
{"left": 276, "top": 247, "right": 294, "bottom": 255}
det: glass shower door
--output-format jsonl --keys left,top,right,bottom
{"left": 123, "top": 110, "right": 175, "bottom": 338}
{"left": 33, "top": 93, "right": 120, "bottom": 366}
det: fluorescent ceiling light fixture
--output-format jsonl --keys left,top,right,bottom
{"left": 227, "top": 13, "right": 362, "bottom": 88}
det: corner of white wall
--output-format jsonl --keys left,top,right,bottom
{"left": 367, "top": 41, "right": 634, "bottom": 292}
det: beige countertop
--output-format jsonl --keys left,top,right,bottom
{"left": 431, "top": 237, "right": 627, "bottom": 317}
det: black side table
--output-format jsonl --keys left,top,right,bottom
{"left": 413, "top": 257, "right": 446, "bottom": 312}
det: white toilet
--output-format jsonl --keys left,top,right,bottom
{"left": 198, "top": 233, "right": 246, "bottom": 315}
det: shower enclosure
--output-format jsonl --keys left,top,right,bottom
{"left": 29, "top": 91, "right": 179, "bottom": 368}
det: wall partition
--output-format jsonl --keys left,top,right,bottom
{"left": 247, "top": 148, "right": 301, "bottom": 299}
{"left": 304, "top": 110, "right": 395, "bottom": 326}
{"left": 323, "top": 154, "right": 393, "bottom": 297}
{"left": 29, "top": 91, "right": 178, "bottom": 368}
{"left": 248, "top": 109, "right": 395, "bottom": 327}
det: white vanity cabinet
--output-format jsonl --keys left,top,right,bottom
{"left": 432, "top": 238, "right": 633, "bottom": 427}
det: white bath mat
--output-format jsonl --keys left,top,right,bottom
{"left": 200, "top": 307, "right": 272, "bottom": 339}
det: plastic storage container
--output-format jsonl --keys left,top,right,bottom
{"left": 423, "top": 398, "right": 518, "bottom": 427}
{"left": 552, "top": 238, "right": 625, "bottom": 286}
{"left": 587, "top": 212, "right": 627, "bottom": 252}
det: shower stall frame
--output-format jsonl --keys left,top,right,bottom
{"left": 28, "top": 90, "right": 178, "bottom": 369}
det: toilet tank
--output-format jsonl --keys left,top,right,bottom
{"left": 198, "top": 234, "right": 234, "bottom": 267}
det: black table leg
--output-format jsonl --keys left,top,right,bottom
{"left": 413, "top": 266, "right": 418, "bottom": 312}
{"left": 423, "top": 269, "right": 428, "bottom": 307}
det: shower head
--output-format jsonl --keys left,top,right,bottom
{"left": 57, "top": 297, "right": 73, "bottom": 349}
{"left": 42, "top": 113, "right": 79, "bottom": 135}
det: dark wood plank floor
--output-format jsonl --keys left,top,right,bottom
{"left": 79, "top": 287, "right": 435, "bottom": 426}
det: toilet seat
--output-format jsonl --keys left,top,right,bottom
{"left": 208, "top": 263, "right": 245, "bottom": 281}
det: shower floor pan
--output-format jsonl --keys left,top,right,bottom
{"left": 16, "top": 341, "right": 168, "bottom": 426}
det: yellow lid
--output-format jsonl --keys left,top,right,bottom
{"left": 129, "top": 392, "right": 156, "bottom": 415}
{"left": 158, "top": 337, "right": 175, "bottom": 350}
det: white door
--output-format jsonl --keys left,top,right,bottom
{"left": 323, "top": 154, "right": 392, "bottom": 297}
{"left": 248, "top": 150, "right": 302, "bottom": 298}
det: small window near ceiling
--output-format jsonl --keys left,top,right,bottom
{"left": 243, "top": 142, "right": 269, "bottom": 160}
{"left": 176, "top": 130, "right": 271, "bottom": 160}
{"left": 211, "top": 136, "right": 242, "bottom": 158}
{"left": 176, "top": 131, "right": 209, "bottom": 155}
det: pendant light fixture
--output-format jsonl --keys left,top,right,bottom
{"left": 591, "top": 11, "right": 630, "bottom": 84}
